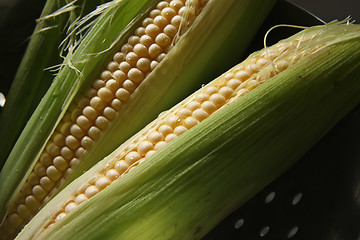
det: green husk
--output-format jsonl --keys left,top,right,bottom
{"left": 19, "top": 22, "right": 360, "bottom": 240}
{"left": 0, "top": 0, "right": 276, "bottom": 227}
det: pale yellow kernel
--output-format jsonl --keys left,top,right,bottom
{"left": 157, "top": 1, "right": 169, "bottom": 10}
{"left": 93, "top": 79, "right": 106, "bottom": 90}
{"left": 178, "top": 6, "right": 186, "bottom": 16}
{"left": 142, "top": 17, "right": 153, "bottom": 27}
{"left": 165, "top": 133, "right": 177, "bottom": 143}
{"left": 58, "top": 121, "right": 72, "bottom": 136}
{"left": 125, "top": 52, "right": 139, "bottom": 66}
{"left": 227, "top": 78, "right": 242, "bottom": 89}
{"left": 75, "top": 194, "right": 88, "bottom": 205}
{"left": 75, "top": 147, "right": 85, "bottom": 158}
{"left": 70, "top": 107, "right": 82, "bottom": 122}
{"left": 107, "top": 61, "right": 119, "bottom": 72}
{"left": 95, "top": 116, "right": 109, "bottom": 130}
{"left": 136, "top": 58, "right": 151, "bottom": 72}
{"left": 148, "top": 131, "right": 163, "bottom": 143}
{"left": 150, "top": 9, "right": 161, "bottom": 18}
{"left": 53, "top": 156, "right": 69, "bottom": 171}
{"left": 184, "top": 116, "right": 199, "bottom": 129}
{"left": 155, "top": 33, "right": 171, "bottom": 48}
{"left": 24, "top": 195, "right": 40, "bottom": 212}
{"left": 236, "top": 88, "right": 249, "bottom": 97}
{"left": 128, "top": 68, "right": 145, "bottom": 84}
{"left": 53, "top": 132, "right": 65, "bottom": 147}
{"left": 123, "top": 79, "right": 137, "bottom": 92}
{"left": 9, "top": 213, "right": 23, "bottom": 228}
{"left": 186, "top": 101, "right": 201, "bottom": 111}
{"left": 113, "top": 70, "right": 127, "bottom": 82}
{"left": 15, "top": 192, "right": 25, "bottom": 204}
{"left": 77, "top": 115, "right": 92, "bottom": 130}
{"left": 275, "top": 59, "right": 289, "bottom": 72}
{"left": 119, "top": 62, "right": 132, "bottom": 74}
{"left": 158, "top": 124, "right": 173, "bottom": 136}
{"left": 64, "top": 202, "right": 78, "bottom": 214}
{"left": 111, "top": 99, "right": 123, "bottom": 111}
{"left": 60, "top": 146, "right": 74, "bottom": 160}
{"left": 166, "top": 115, "right": 180, "bottom": 128}
{"left": 98, "top": 87, "right": 114, "bottom": 103}
{"left": 128, "top": 35, "right": 140, "bottom": 46}
{"left": 246, "top": 79, "right": 260, "bottom": 91}
{"left": 154, "top": 15, "right": 168, "bottom": 29}
{"left": 115, "top": 160, "right": 129, "bottom": 174}
{"left": 32, "top": 185, "right": 47, "bottom": 200}
{"left": 116, "top": 88, "right": 131, "bottom": 102}
{"left": 134, "top": 27, "right": 146, "bottom": 37}
{"left": 87, "top": 126, "right": 101, "bottom": 140}
{"left": 224, "top": 72, "right": 234, "bottom": 80}
{"left": 70, "top": 124, "right": 85, "bottom": 138}
{"left": 77, "top": 98, "right": 90, "bottom": 109}
{"left": 150, "top": 60, "right": 159, "bottom": 70}
{"left": 171, "top": 15, "right": 182, "bottom": 28}
{"left": 46, "top": 142, "right": 60, "bottom": 157}
{"left": 256, "top": 57, "right": 269, "bottom": 67}
{"left": 85, "top": 186, "right": 99, "bottom": 198}
{"left": 95, "top": 177, "right": 111, "bottom": 190}
{"left": 174, "top": 126, "right": 188, "bottom": 136}
{"left": 40, "top": 176, "right": 55, "bottom": 191}
{"left": 137, "top": 141, "right": 154, "bottom": 155}
{"left": 69, "top": 158, "right": 81, "bottom": 168}
{"left": 154, "top": 141, "right": 167, "bottom": 150}
{"left": 219, "top": 86, "right": 233, "bottom": 99}
{"left": 148, "top": 43, "right": 163, "bottom": 59}
{"left": 133, "top": 44, "right": 148, "bottom": 58}
{"left": 161, "top": 7, "right": 176, "bottom": 21}
{"left": 34, "top": 163, "right": 46, "bottom": 177}
{"left": 193, "top": 108, "right": 209, "bottom": 121}
{"left": 177, "top": 108, "right": 192, "bottom": 117}
{"left": 170, "top": 0, "right": 184, "bottom": 11}
{"left": 46, "top": 166, "right": 62, "bottom": 181}
{"left": 195, "top": 92, "right": 210, "bottom": 103}
{"left": 145, "top": 24, "right": 161, "bottom": 38}
{"left": 105, "top": 80, "right": 119, "bottom": 93}
{"left": 121, "top": 43, "right": 133, "bottom": 54}
{"left": 103, "top": 107, "right": 116, "bottom": 120}
{"left": 156, "top": 53, "right": 167, "bottom": 62}
{"left": 28, "top": 172, "right": 39, "bottom": 186}
{"left": 140, "top": 35, "right": 154, "bottom": 47}
{"left": 100, "top": 70, "right": 112, "bottom": 80}
{"left": 145, "top": 150, "right": 156, "bottom": 158}
{"left": 204, "top": 86, "right": 218, "bottom": 95}
{"left": 210, "top": 93, "right": 227, "bottom": 107}
{"left": 17, "top": 204, "right": 31, "bottom": 219}
{"left": 21, "top": 182, "right": 32, "bottom": 195}
{"left": 114, "top": 52, "right": 125, "bottom": 63}
{"left": 81, "top": 136, "right": 94, "bottom": 149}
{"left": 65, "top": 135, "right": 80, "bottom": 150}
{"left": 245, "top": 63, "right": 260, "bottom": 73}
{"left": 90, "top": 96, "right": 106, "bottom": 112}
{"left": 54, "top": 212, "right": 66, "bottom": 222}
{"left": 86, "top": 88, "right": 98, "bottom": 99}
{"left": 83, "top": 106, "right": 98, "bottom": 121}
{"left": 163, "top": 24, "right": 177, "bottom": 38}
{"left": 106, "top": 169, "right": 120, "bottom": 181}
{"left": 201, "top": 101, "right": 217, "bottom": 114}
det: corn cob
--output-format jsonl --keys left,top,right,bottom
{"left": 0, "top": 0, "right": 276, "bottom": 238}
{"left": 15, "top": 22, "right": 360, "bottom": 240}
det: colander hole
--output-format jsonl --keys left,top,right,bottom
{"left": 265, "top": 191, "right": 276, "bottom": 203}
{"left": 234, "top": 218, "right": 244, "bottom": 229}
{"left": 291, "top": 193, "right": 302, "bottom": 205}
{"left": 287, "top": 226, "right": 299, "bottom": 238}
{"left": 259, "top": 226, "right": 270, "bottom": 237}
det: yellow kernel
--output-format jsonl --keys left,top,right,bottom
{"left": 142, "top": 17, "right": 153, "bottom": 27}
{"left": 53, "top": 156, "right": 69, "bottom": 171}
{"left": 32, "top": 185, "right": 47, "bottom": 200}
{"left": 28, "top": 172, "right": 39, "bottom": 186}
{"left": 224, "top": 72, "right": 234, "bottom": 80}
{"left": 158, "top": 124, "right": 173, "bottom": 136}
{"left": 53, "top": 132, "right": 65, "bottom": 147}
{"left": 77, "top": 115, "right": 92, "bottom": 130}
{"left": 128, "top": 68, "right": 145, "bottom": 84}
{"left": 165, "top": 133, "right": 177, "bottom": 143}
{"left": 128, "top": 35, "right": 140, "bottom": 46}
{"left": 150, "top": 60, "right": 159, "bottom": 70}
{"left": 123, "top": 79, "right": 137, "bottom": 92}
{"left": 134, "top": 27, "right": 145, "bottom": 37}
{"left": 81, "top": 136, "right": 94, "bottom": 149}
{"left": 70, "top": 124, "right": 85, "bottom": 138}
{"left": 115, "top": 160, "right": 129, "bottom": 173}
{"left": 195, "top": 92, "right": 210, "bottom": 103}
{"left": 119, "top": 61, "right": 132, "bottom": 73}
{"left": 54, "top": 212, "right": 66, "bottom": 222}
{"left": 147, "top": 131, "right": 163, "bottom": 143}
{"left": 204, "top": 86, "right": 218, "bottom": 95}
{"left": 157, "top": 1, "right": 169, "bottom": 10}
{"left": 154, "top": 15, "right": 168, "bottom": 29}
{"left": 87, "top": 126, "right": 101, "bottom": 140}
{"left": 155, "top": 33, "right": 171, "bottom": 47}
{"left": 140, "top": 35, "right": 154, "bottom": 47}
{"left": 46, "top": 142, "right": 60, "bottom": 157}
{"left": 40, "top": 176, "right": 55, "bottom": 191}
{"left": 46, "top": 166, "right": 62, "bottom": 181}
{"left": 90, "top": 96, "right": 106, "bottom": 112}
{"left": 174, "top": 126, "right": 188, "bottom": 136}
{"left": 256, "top": 57, "right": 269, "bottom": 67}
{"left": 77, "top": 98, "right": 90, "bottom": 109}
{"left": 210, "top": 93, "right": 227, "bottom": 107}
{"left": 137, "top": 141, "right": 154, "bottom": 155}
{"left": 69, "top": 158, "right": 81, "bottom": 168}
{"left": 193, "top": 108, "right": 209, "bottom": 121}
{"left": 17, "top": 204, "right": 31, "bottom": 219}
{"left": 245, "top": 63, "right": 260, "bottom": 73}
{"left": 234, "top": 70, "right": 251, "bottom": 81}
{"left": 154, "top": 141, "right": 167, "bottom": 150}
{"left": 163, "top": 24, "right": 177, "bottom": 38}
{"left": 103, "top": 107, "right": 116, "bottom": 120}
{"left": 133, "top": 44, "right": 148, "bottom": 58}
{"left": 186, "top": 101, "right": 201, "bottom": 111}
{"left": 161, "top": 7, "right": 176, "bottom": 21}
{"left": 100, "top": 70, "right": 112, "bottom": 80}
{"left": 227, "top": 78, "right": 242, "bottom": 90}
{"left": 275, "top": 59, "right": 289, "bottom": 72}
{"left": 245, "top": 79, "right": 260, "bottom": 90}
{"left": 136, "top": 58, "right": 151, "bottom": 72}
{"left": 177, "top": 108, "right": 192, "bottom": 117}
{"left": 150, "top": 9, "right": 161, "bottom": 18}
{"left": 170, "top": 0, "right": 184, "bottom": 11}
{"left": 125, "top": 52, "right": 139, "bottom": 66}
{"left": 171, "top": 15, "right": 182, "bottom": 28}
{"left": 34, "top": 163, "right": 46, "bottom": 177}
{"left": 83, "top": 106, "right": 98, "bottom": 121}
{"left": 116, "top": 88, "right": 131, "bottom": 101}
{"left": 9, "top": 213, "right": 23, "bottom": 228}
{"left": 70, "top": 107, "right": 82, "bottom": 121}
{"left": 148, "top": 43, "right": 163, "bottom": 59}
{"left": 107, "top": 61, "right": 119, "bottom": 72}
{"left": 145, "top": 24, "right": 161, "bottom": 38}
{"left": 121, "top": 43, "right": 133, "bottom": 54}
{"left": 95, "top": 177, "right": 111, "bottom": 190}
{"left": 145, "top": 150, "right": 156, "bottom": 158}
{"left": 75, "top": 194, "right": 88, "bottom": 205}
{"left": 201, "top": 101, "right": 217, "bottom": 114}
{"left": 85, "top": 186, "right": 99, "bottom": 198}
{"left": 93, "top": 79, "right": 105, "bottom": 90}
{"left": 219, "top": 86, "right": 233, "bottom": 99}
{"left": 106, "top": 169, "right": 120, "bottom": 181}
{"left": 65, "top": 135, "right": 80, "bottom": 150}
{"left": 184, "top": 116, "right": 199, "bottom": 129}
{"left": 64, "top": 202, "right": 78, "bottom": 214}
{"left": 113, "top": 70, "right": 127, "bottom": 82}
{"left": 95, "top": 116, "right": 109, "bottom": 130}
{"left": 98, "top": 87, "right": 114, "bottom": 103}
{"left": 111, "top": 99, "right": 123, "bottom": 111}
{"left": 58, "top": 121, "right": 72, "bottom": 136}
{"left": 166, "top": 115, "right": 181, "bottom": 128}
{"left": 21, "top": 182, "right": 32, "bottom": 195}
{"left": 75, "top": 147, "right": 85, "bottom": 158}
{"left": 60, "top": 146, "right": 74, "bottom": 160}
{"left": 86, "top": 88, "right": 97, "bottom": 99}
{"left": 236, "top": 88, "right": 249, "bottom": 97}
{"left": 24, "top": 195, "right": 40, "bottom": 212}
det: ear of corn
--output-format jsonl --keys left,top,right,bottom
{"left": 0, "top": 0, "right": 106, "bottom": 168}
{"left": 0, "top": 0, "right": 277, "bottom": 238}
{"left": 16, "top": 22, "right": 360, "bottom": 240}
